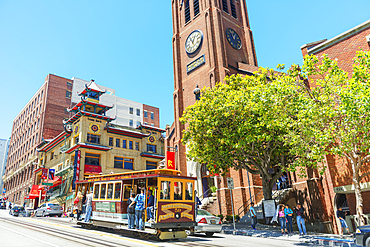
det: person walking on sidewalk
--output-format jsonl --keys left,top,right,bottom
{"left": 249, "top": 202, "right": 257, "bottom": 230}
{"left": 279, "top": 205, "right": 288, "bottom": 234}
{"left": 284, "top": 205, "right": 294, "bottom": 234}
{"left": 337, "top": 207, "right": 350, "bottom": 235}
{"left": 293, "top": 203, "right": 307, "bottom": 235}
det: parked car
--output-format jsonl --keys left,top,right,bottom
{"left": 186, "top": 209, "right": 222, "bottom": 237}
{"left": 35, "top": 203, "right": 63, "bottom": 217}
{"left": 355, "top": 224, "right": 370, "bottom": 247}
{"left": 9, "top": 206, "right": 25, "bottom": 217}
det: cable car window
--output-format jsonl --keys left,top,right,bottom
{"left": 123, "top": 185, "right": 133, "bottom": 199}
{"left": 185, "top": 182, "right": 193, "bottom": 200}
{"left": 160, "top": 181, "right": 171, "bottom": 200}
{"left": 93, "top": 184, "right": 100, "bottom": 199}
{"left": 174, "top": 182, "right": 183, "bottom": 200}
{"left": 107, "top": 183, "right": 114, "bottom": 199}
{"left": 100, "top": 184, "right": 106, "bottom": 200}
{"left": 114, "top": 183, "right": 121, "bottom": 200}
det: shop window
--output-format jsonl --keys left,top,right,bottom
{"left": 93, "top": 184, "right": 100, "bottom": 199}
{"left": 87, "top": 133, "right": 100, "bottom": 144}
{"left": 100, "top": 184, "right": 106, "bottom": 199}
{"left": 186, "top": 182, "right": 193, "bottom": 200}
{"left": 147, "top": 144, "right": 156, "bottom": 153}
{"left": 146, "top": 161, "right": 157, "bottom": 170}
{"left": 114, "top": 183, "right": 121, "bottom": 200}
{"left": 109, "top": 137, "right": 113, "bottom": 146}
{"left": 160, "top": 181, "right": 171, "bottom": 200}
{"left": 174, "top": 182, "right": 183, "bottom": 200}
{"left": 85, "top": 153, "right": 100, "bottom": 166}
{"left": 107, "top": 183, "right": 114, "bottom": 199}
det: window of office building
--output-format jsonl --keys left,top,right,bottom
{"left": 129, "top": 107, "right": 133, "bottom": 114}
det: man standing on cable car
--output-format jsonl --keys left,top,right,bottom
{"left": 147, "top": 190, "right": 154, "bottom": 223}
{"left": 130, "top": 188, "right": 145, "bottom": 230}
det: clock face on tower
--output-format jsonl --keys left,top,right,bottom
{"left": 226, "top": 28, "right": 242, "bottom": 50}
{"left": 185, "top": 30, "right": 203, "bottom": 54}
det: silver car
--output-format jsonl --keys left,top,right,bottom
{"left": 186, "top": 209, "right": 222, "bottom": 237}
{"left": 35, "top": 203, "right": 63, "bottom": 217}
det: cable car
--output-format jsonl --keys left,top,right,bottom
{"left": 76, "top": 169, "right": 197, "bottom": 240}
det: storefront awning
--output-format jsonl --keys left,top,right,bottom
{"left": 25, "top": 185, "right": 46, "bottom": 200}
{"left": 39, "top": 176, "right": 62, "bottom": 189}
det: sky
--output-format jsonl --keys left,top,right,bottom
{"left": 0, "top": 0, "right": 369, "bottom": 139}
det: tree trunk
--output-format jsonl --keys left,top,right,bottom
{"left": 351, "top": 158, "right": 366, "bottom": 226}
{"left": 262, "top": 176, "right": 273, "bottom": 200}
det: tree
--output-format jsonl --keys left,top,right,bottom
{"left": 287, "top": 50, "right": 370, "bottom": 226}
{"left": 180, "top": 69, "right": 300, "bottom": 200}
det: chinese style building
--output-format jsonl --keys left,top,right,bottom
{"left": 30, "top": 80, "right": 165, "bottom": 211}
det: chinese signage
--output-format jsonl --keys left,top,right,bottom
{"left": 167, "top": 151, "right": 175, "bottom": 170}
{"left": 72, "top": 150, "right": 81, "bottom": 190}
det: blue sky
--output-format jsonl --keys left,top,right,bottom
{"left": 0, "top": 1, "right": 369, "bottom": 139}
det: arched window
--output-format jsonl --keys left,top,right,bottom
{"left": 222, "top": 0, "right": 228, "bottom": 13}
{"left": 185, "top": 0, "right": 191, "bottom": 23}
{"left": 193, "top": 0, "right": 199, "bottom": 16}
{"left": 230, "top": 0, "right": 237, "bottom": 18}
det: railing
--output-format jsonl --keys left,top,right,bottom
{"left": 198, "top": 188, "right": 213, "bottom": 202}
{"left": 236, "top": 189, "right": 263, "bottom": 217}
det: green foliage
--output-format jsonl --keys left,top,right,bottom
{"left": 225, "top": 215, "right": 240, "bottom": 221}
{"left": 217, "top": 214, "right": 224, "bottom": 221}
{"left": 210, "top": 186, "right": 217, "bottom": 193}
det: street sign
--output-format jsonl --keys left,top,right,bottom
{"left": 227, "top": 177, "right": 234, "bottom": 190}
{"left": 42, "top": 183, "right": 53, "bottom": 186}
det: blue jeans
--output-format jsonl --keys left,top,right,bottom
{"left": 128, "top": 213, "right": 135, "bottom": 229}
{"left": 135, "top": 210, "right": 144, "bottom": 230}
{"left": 286, "top": 215, "right": 293, "bottom": 232}
{"left": 84, "top": 206, "right": 92, "bottom": 222}
{"left": 251, "top": 216, "right": 257, "bottom": 229}
{"left": 296, "top": 216, "right": 306, "bottom": 234}
{"left": 279, "top": 217, "right": 286, "bottom": 230}
{"left": 147, "top": 206, "right": 153, "bottom": 220}
{"left": 340, "top": 219, "right": 348, "bottom": 229}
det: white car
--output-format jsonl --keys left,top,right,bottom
{"left": 35, "top": 203, "right": 63, "bottom": 217}
{"left": 186, "top": 209, "right": 222, "bottom": 237}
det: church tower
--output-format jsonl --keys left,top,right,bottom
{"left": 171, "top": 0, "right": 258, "bottom": 174}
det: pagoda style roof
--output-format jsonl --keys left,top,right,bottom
{"left": 78, "top": 80, "right": 106, "bottom": 96}
{"left": 106, "top": 124, "right": 149, "bottom": 138}
{"left": 65, "top": 143, "right": 112, "bottom": 154}
{"left": 63, "top": 109, "right": 116, "bottom": 125}
{"left": 37, "top": 131, "right": 70, "bottom": 152}
{"left": 136, "top": 124, "right": 166, "bottom": 133}
{"left": 67, "top": 98, "right": 114, "bottom": 112}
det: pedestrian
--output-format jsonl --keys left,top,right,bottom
{"left": 249, "top": 202, "right": 257, "bottom": 230}
{"left": 127, "top": 192, "right": 136, "bottom": 229}
{"left": 284, "top": 205, "right": 294, "bottom": 233}
{"left": 130, "top": 188, "right": 145, "bottom": 230}
{"left": 293, "top": 203, "right": 307, "bottom": 235}
{"left": 74, "top": 191, "right": 83, "bottom": 221}
{"left": 279, "top": 205, "right": 288, "bottom": 234}
{"left": 82, "top": 192, "right": 87, "bottom": 215}
{"left": 83, "top": 188, "right": 93, "bottom": 223}
{"left": 337, "top": 207, "right": 350, "bottom": 235}
{"left": 146, "top": 190, "right": 154, "bottom": 222}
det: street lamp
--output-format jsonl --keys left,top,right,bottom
{"left": 193, "top": 85, "right": 200, "bottom": 101}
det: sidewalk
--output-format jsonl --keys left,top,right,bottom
{"left": 221, "top": 222, "right": 354, "bottom": 245}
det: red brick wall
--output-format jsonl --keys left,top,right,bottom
{"left": 142, "top": 104, "right": 160, "bottom": 128}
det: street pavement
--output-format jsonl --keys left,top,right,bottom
{"left": 0, "top": 209, "right": 356, "bottom": 246}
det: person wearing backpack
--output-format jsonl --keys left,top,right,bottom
{"left": 129, "top": 188, "right": 145, "bottom": 230}
{"left": 127, "top": 193, "right": 136, "bottom": 229}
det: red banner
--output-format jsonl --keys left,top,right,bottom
{"left": 167, "top": 151, "right": 175, "bottom": 170}
{"left": 41, "top": 168, "right": 48, "bottom": 179}
{"left": 76, "top": 150, "right": 81, "bottom": 180}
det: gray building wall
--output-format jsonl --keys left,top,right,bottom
{"left": 71, "top": 77, "right": 144, "bottom": 127}
{"left": 0, "top": 138, "right": 10, "bottom": 194}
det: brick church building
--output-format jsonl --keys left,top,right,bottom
{"left": 166, "top": 0, "right": 370, "bottom": 234}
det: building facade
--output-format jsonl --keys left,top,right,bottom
{"left": 3, "top": 75, "right": 161, "bottom": 205}
{"left": 300, "top": 19, "right": 370, "bottom": 233}
{"left": 0, "top": 138, "right": 10, "bottom": 194}
{"left": 31, "top": 81, "right": 165, "bottom": 211}
{"left": 167, "top": 0, "right": 261, "bottom": 217}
